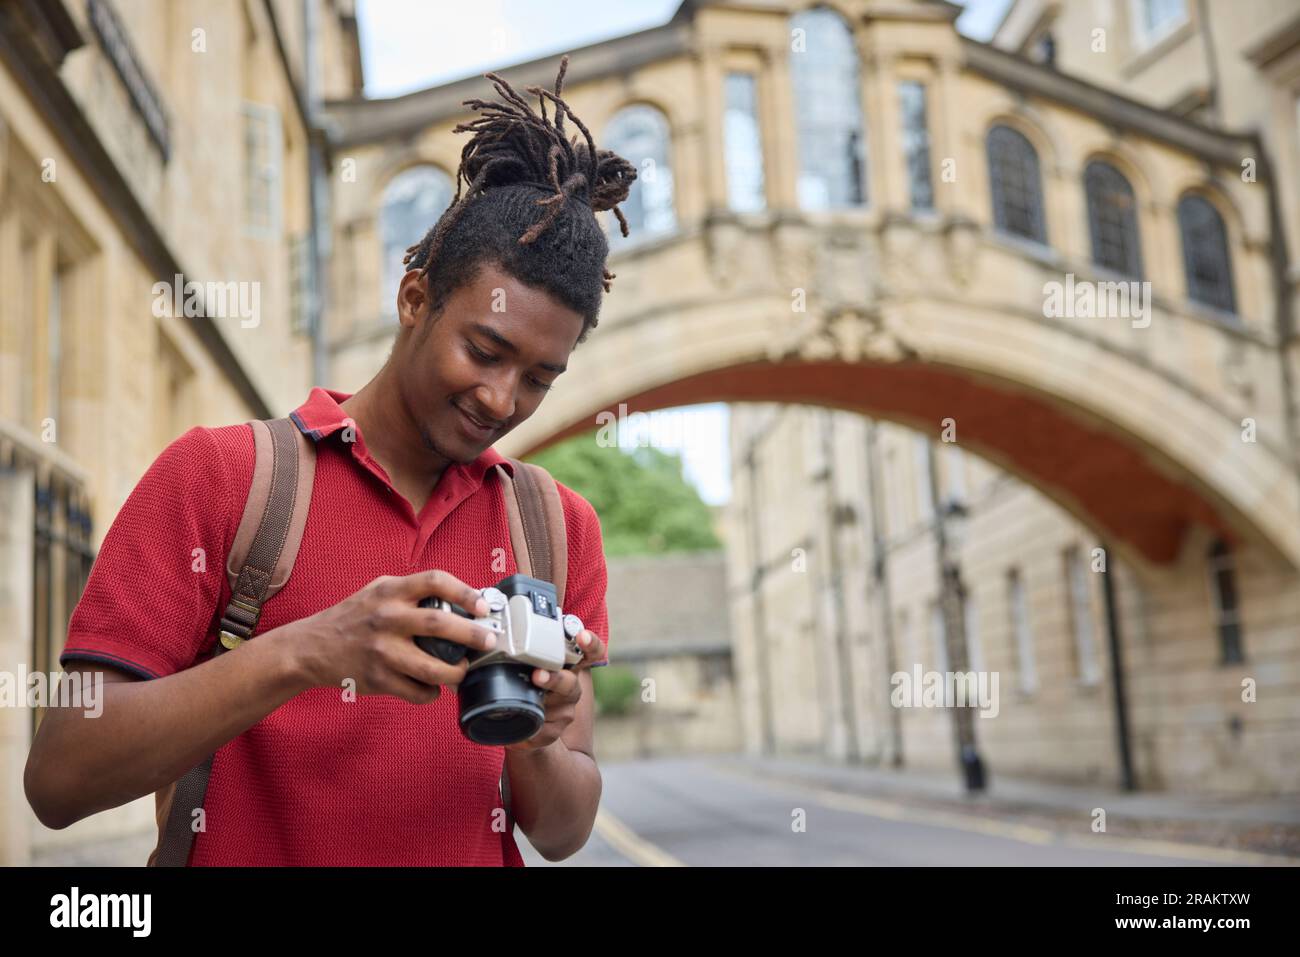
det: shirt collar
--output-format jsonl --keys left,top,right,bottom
{"left": 289, "top": 386, "right": 514, "bottom": 487}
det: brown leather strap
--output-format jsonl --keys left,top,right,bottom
{"left": 494, "top": 458, "right": 568, "bottom": 846}
{"left": 497, "top": 459, "right": 567, "bottom": 605}
{"left": 219, "top": 419, "right": 315, "bottom": 643}
{"left": 153, "top": 417, "right": 313, "bottom": 866}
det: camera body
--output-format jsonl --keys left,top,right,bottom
{"left": 416, "top": 574, "right": 584, "bottom": 745}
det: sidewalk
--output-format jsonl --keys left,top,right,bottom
{"left": 712, "top": 752, "right": 1300, "bottom": 859}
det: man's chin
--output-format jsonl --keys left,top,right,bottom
{"left": 425, "top": 425, "right": 491, "bottom": 464}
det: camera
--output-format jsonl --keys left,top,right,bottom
{"left": 415, "top": 574, "right": 585, "bottom": 745}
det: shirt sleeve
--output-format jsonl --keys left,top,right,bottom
{"left": 60, "top": 425, "right": 239, "bottom": 679}
{"left": 555, "top": 481, "right": 610, "bottom": 667}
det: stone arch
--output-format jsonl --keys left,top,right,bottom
{"left": 596, "top": 95, "right": 681, "bottom": 137}
{"left": 505, "top": 292, "right": 1300, "bottom": 573}
{"left": 1078, "top": 146, "right": 1155, "bottom": 216}
{"left": 370, "top": 154, "right": 456, "bottom": 207}
{"left": 979, "top": 107, "right": 1063, "bottom": 175}
{"left": 787, "top": 1, "right": 860, "bottom": 35}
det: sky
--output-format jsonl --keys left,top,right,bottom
{"left": 355, "top": 0, "right": 1013, "bottom": 504}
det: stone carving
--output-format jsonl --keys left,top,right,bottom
{"left": 772, "top": 220, "right": 818, "bottom": 290}
{"left": 705, "top": 216, "right": 749, "bottom": 288}
{"left": 767, "top": 303, "right": 918, "bottom": 364}
{"left": 1220, "top": 340, "right": 1255, "bottom": 402}
{"left": 943, "top": 216, "right": 981, "bottom": 287}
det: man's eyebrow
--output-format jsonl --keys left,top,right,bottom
{"left": 469, "top": 323, "right": 567, "bottom": 374}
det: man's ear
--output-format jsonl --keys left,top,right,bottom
{"left": 396, "top": 270, "right": 431, "bottom": 331}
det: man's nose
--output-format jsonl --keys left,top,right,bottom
{"left": 475, "top": 376, "right": 516, "bottom": 424}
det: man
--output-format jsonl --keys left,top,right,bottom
{"left": 24, "top": 55, "right": 636, "bottom": 865}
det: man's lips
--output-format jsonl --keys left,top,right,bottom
{"left": 453, "top": 403, "right": 501, "bottom": 437}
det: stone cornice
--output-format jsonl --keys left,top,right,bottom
{"left": 323, "top": 21, "right": 694, "bottom": 147}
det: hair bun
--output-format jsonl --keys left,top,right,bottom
{"left": 406, "top": 54, "right": 638, "bottom": 292}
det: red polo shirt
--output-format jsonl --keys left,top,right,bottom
{"left": 60, "top": 387, "right": 610, "bottom": 866}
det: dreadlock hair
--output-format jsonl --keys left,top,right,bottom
{"left": 401, "top": 54, "right": 638, "bottom": 345}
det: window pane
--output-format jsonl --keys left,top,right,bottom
{"left": 790, "top": 8, "right": 867, "bottom": 209}
{"left": 1065, "top": 547, "right": 1100, "bottom": 684}
{"left": 987, "top": 125, "right": 1046, "bottom": 244}
{"left": 1140, "top": 0, "right": 1186, "bottom": 40}
{"left": 724, "top": 73, "right": 766, "bottom": 213}
{"left": 378, "top": 166, "right": 454, "bottom": 319}
{"left": 604, "top": 105, "right": 676, "bottom": 247}
{"left": 1008, "top": 569, "right": 1037, "bottom": 692}
{"left": 242, "top": 103, "right": 281, "bottom": 237}
{"left": 898, "top": 81, "right": 933, "bottom": 211}
{"left": 1208, "top": 540, "right": 1244, "bottom": 663}
{"left": 1085, "top": 161, "right": 1142, "bottom": 278}
{"left": 1178, "top": 195, "right": 1236, "bottom": 314}
{"left": 913, "top": 435, "right": 933, "bottom": 523}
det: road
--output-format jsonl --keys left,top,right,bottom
{"left": 518, "top": 756, "right": 1278, "bottom": 867}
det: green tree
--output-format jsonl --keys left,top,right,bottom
{"left": 526, "top": 435, "right": 721, "bottom": 556}
{"left": 592, "top": 665, "right": 641, "bottom": 716}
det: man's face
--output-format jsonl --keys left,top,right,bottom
{"left": 393, "top": 260, "right": 585, "bottom": 463}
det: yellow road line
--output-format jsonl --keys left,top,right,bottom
{"left": 593, "top": 807, "right": 687, "bottom": 867}
{"left": 1056, "top": 832, "right": 1300, "bottom": 866}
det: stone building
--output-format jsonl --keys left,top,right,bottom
{"left": 717, "top": 0, "right": 1300, "bottom": 794}
{"left": 0, "top": 0, "right": 360, "bottom": 865}
{"left": 597, "top": 550, "right": 740, "bottom": 761}
{"left": 5, "top": 0, "right": 1300, "bottom": 867}
{"left": 450, "top": 0, "right": 1297, "bottom": 795}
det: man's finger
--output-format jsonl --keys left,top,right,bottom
{"left": 400, "top": 568, "right": 487, "bottom": 615}
{"left": 535, "top": 668, "right": 580, "bottom": 702}
{"left": 395, "top": 605, "right": 497, "bottom": 653}
{"left": 574, "top": 630, "right": 607, "bottom": 669}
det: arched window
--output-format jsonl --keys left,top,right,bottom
{"left": 986, "top": 125, "right": 1046, "bottom": 244}
{"left": 1085, "top": 161, "right": 1142, "bottom": 278}
{"left": 789, "top": 7, "right": 866, "bottom": 209}
{"left": 378, "top": 165, "right": 454, "bottom": 318}
{"left": 1178, "top": 194, "right": 1236, "bottom": 314}
{"left": 603, "top": 105, "right": 676, "bottom": 248}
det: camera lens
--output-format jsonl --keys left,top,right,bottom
{"left": 457, "top": 663, "right": 545, "bottom": 745}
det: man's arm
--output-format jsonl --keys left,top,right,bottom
{"left": 25, "top": 568, "right": 496, "bottom": 831}
{"left": 25, "top": 624, "right": 309, "bottom": 830}
{"left": 504, "top": 484, "right": 610, "bottom": 862}
{"left": 504, "top": 659, "right": 603, "bottom": 862}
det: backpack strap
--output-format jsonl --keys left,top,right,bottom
{"left": 496, "top": 459, "right": 567, "bottom": 604}
{"left": 218, "top": 418, "right": 316, "bottom": 648}
{"left": 493, "top": 458, "right": 568, "bottom": 856}
{"left": 152, "top": 417, "right": 314, "bottom": 866}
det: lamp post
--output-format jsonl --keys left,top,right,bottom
{"left": 926, "top": 444, "right": 987, "bottom": 794}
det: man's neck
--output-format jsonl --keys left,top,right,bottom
{"left": 339, "top": 370, "right": 454, "bottom": 495}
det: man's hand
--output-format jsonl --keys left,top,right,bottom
{"left": 504, "top": 629, "right": 606, "bottom": 752}
{"left": 291, "top": 569, "right": 500, "bottom": 704}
